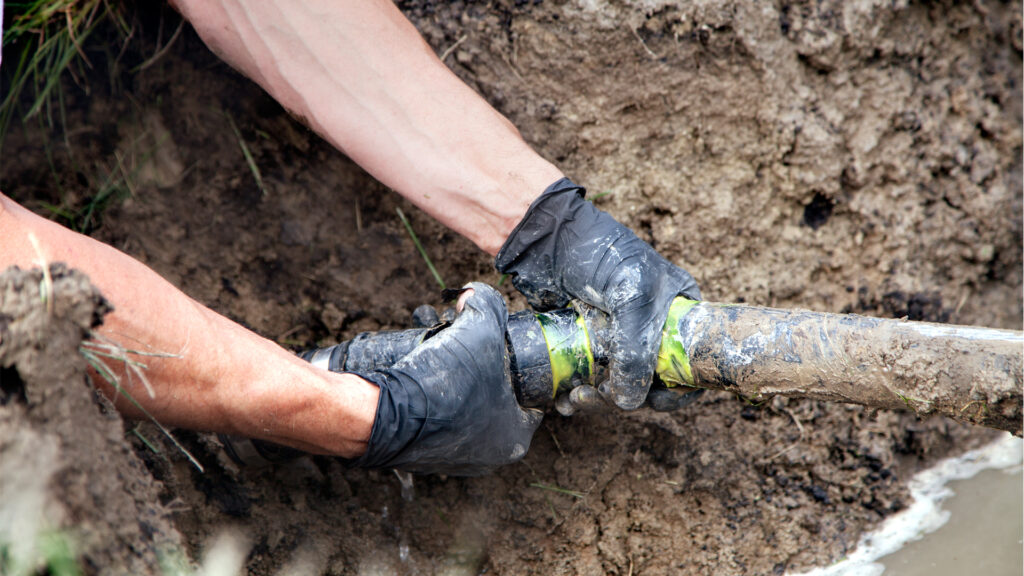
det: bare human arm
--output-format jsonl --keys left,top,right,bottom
{"left": 171, "top": 0, "right": 563, "bottom": 255}
{"left": 0, "top": 0, "right": 681, "bottom": 470}
{"left": 2, "top": 194, "right": 541, "bottom": 473}
{"left": 1, "top": 0, "right": 564, "bottom": 463}
{"left": 0, "top": 193, "right": 378, "bottom": 458}
{"left": 171, "top": 0, "right": 702, "bottom": 412}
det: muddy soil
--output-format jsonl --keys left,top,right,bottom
{"left": 0, "top": 266, "right": 182, "bottom": 575}
{"left": 1, "top": 1, "right": 1021, "bottom": 574}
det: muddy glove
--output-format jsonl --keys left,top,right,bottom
{"left": 347, "top": 283, "right": 543, "bottom": 476}
{"left": 496, "top": 177, "right": 701, "bottom": 411}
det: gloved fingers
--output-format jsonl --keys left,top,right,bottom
{"left": 410, "top": 298, "right": 465, "bottom": 328}
{"left": 555, "top": 392, "right": 576, "bottom": 416}
{"left": 600, "top": 259, "right": 701, "bottom": 410}
{"left": 601, "top": 307, "right": 662, "bottom": 410}
{"left": 555, "top": 384, "right": 702, "bottom": 416}
{"left": 441, "top": 307, "right": 457, "bottom": 322}
{"left": 362, "top": 282, "right": 536, "bottom": 476}
{"left": 411, "top": 304, "right": 441, "bottom": 327}
{"left": 646, "top": 386, "right": 704, "bottom": 412}
{"left": 555, "top": 384, "right": 610, "bottom": 416}
{"left": 412, "top": 285, "right": 493, "bottom": 329}
{"left": 510, "top": 273, "right": 570, "bottom": 312}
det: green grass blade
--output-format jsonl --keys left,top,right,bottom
{"left": 396, "top": 207, "right": 446, "bottom": 289}
{"left": 529, "top": 482, "right": 586, "bottom": 499}
{"left": 80, "top": 345, "right": 204, "bottom": 472}
{"left": 224, "top": 111, "right": 266, "bottom": 196}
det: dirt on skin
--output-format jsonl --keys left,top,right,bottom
{"left": 0, "top": 0, "right": 1021, "bottom": 575}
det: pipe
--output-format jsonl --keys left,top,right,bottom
{"left": 303, "top": 298, "right": 1023, "bottom": 435}
{"left": 660, "top": 300, "right": 1023, "bottom": 435}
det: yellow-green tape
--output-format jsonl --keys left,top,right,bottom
{"left": 536, "top": 311, "right": 594, "bottom": 396}
{"left": 656, "top": 298, "right": 698, "bottom": 387}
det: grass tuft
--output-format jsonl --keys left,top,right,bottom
{"left": 79, "top": 333, "right": 203, "bottom": 472}
{"left": 37, "top": 153, "right": 135, "bottom": 233}
{"left": 0, "top": 0, "right": 114, "bottom": 146}
{"left": 37, "top": 127, "right": 162, "bottom": 233}
{"left": 1, "top": 530, "right": 81, "bottom": 576}
{"left": 34, "top": 532, "right": 80, "bottom": 576}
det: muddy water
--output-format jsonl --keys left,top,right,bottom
{"left": 878, "top": 465, "right": 1022, "bottom": 575}
{"left": 792, "top": 435, "right": 1023, "bottom": 576}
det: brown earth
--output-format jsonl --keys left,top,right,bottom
{"left": 0, "top": 265, "right": 181, "bottom": 575}
{"left": 1, "top": 0, "right": 1021, "bottom": 574}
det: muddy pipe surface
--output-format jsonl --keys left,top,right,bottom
{"left": 667, "top": 302, "right": 1023, "bottom": 436}
{"left": 304, "top": 300, "right": 1023, "bottom": 435}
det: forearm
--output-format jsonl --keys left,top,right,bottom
{"left": 0, "top": 194, "right": 377, "bottom": 457}
{"left": 172, "top": 0, "right": 562, "bottom": 254}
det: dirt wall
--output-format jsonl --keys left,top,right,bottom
{"left": 0, "top": 266, "right": 182, "bottom": 576}
{"left": 405, "top": 0, "right": 1022, "bottom": 330}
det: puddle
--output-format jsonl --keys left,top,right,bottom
{"left": 790, "top": 434, "right": 1023, "bottom": 576}
{"left": 879, "top": 464, "right": 1022, "bottom": 575}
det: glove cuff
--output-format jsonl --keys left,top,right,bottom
{"left": 342, "top": 370, "right": 424, "bottom": 470}
{"left": 495, "top": 177, "right": 585, "bottom": 272}
{"left": 494, "top": 177, "right": 587, "bottom": 310}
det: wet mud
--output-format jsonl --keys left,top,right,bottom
{"left": 1, "top": 0, "right": 1021, "bottom": 574}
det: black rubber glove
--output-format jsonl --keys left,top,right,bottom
{"left": 496, "top": 177, "right": 701, "bottom": 411}
{"left": 348, "top": 283, "right": 543, "bottom": 476}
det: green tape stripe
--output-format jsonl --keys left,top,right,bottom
{"left": 536, "top": 311, "right": 594, "bottom": 397}
{"left": 656, "top": 298, "right": 698, "bottom": 387}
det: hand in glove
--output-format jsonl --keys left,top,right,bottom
{"left": 349, "top": 283, "right": 543, "bottom": 475}
{"left": 496, "top": 178, "right": 701, "bottom": 411}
